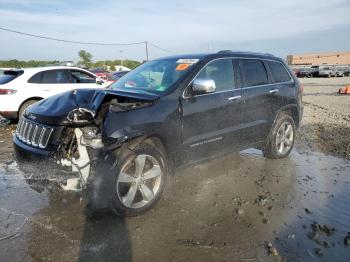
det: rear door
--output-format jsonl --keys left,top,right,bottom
{"left": 263, "top": 60, "right": 295, "bottom": 113}
{"left": 181, "top": 58, "right": 242, "bottom": 162}
{"left": 26, "top": 69, "right": 72, "bottom": 98}
{"left": 238, "top": 59, "right": 272, "bottom": 145}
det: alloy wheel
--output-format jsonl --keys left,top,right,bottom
{"left": 276, "top": 122, "right": 294, "bottom": 155}
{"left": 116, "top": 154, "right": 162, "bottom": 209}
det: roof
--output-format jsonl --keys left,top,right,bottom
{"left": 16, "top": 66, "right": 87, "bottom": 73}
{"left": 158, "top": 50, "right": 281, "bottom": 62}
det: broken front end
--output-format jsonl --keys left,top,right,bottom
{"left": 13, "top": 89, "right": 156, "bottom": 192}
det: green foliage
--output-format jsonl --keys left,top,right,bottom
{"left": 78, "top": 50, "right": 93, "bottom": 68}
{"left": 109, "top": 65, "right": 116, "bottom": 71}
{"left": 0, "top": 59, "right": 59, "bottom": 68}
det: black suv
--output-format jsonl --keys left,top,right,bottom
{"left": 14, "top": 51, "right": 303, "bottom": 216}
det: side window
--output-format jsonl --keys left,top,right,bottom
{"left": 70, "top": 70, "right": 96, "bottom": 84}
{"left": 240, "top": 59, "right": 268, "bottom": 87}
{"left": 265, "top": 61, "right": 291, "bottom": 83}
{"left": 28, "top": 72, "right": 43, "bottom": 83}
{"left": 195, "top": 59, "right": 235, "bottom": 92}
{"left": 30, "top": 70, "right": 70, "bottom": 84}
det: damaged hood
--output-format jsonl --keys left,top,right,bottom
{"left": 25, "top": 88, "right": 159, "bottom": 125}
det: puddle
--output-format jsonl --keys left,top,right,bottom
{"left": 0, "top": 148, "right": 350, "bottom": 261}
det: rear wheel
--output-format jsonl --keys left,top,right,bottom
{"left": 19, "top": 100, "right": 39, "bottom": 118}
{"left": 263, "top": 113, "right": 295, "bottom": 159}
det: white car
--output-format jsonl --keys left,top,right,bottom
{"left": 0, "top": 66, "right": 108, "bottom": 120}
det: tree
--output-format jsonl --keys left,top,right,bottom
{"left": 78, "top": 50, "right": 93, "bottom": 68}
{"left": 110, "top": 65, "right": 116, "bottom": 71}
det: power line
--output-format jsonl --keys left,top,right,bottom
{"left": 148, "top": 42, "right": 177, "bottom": 54}
{"left": 0, "top": 26, "right": 146, "bottom": 46}
{"left": 0, "top": 26, "right": 178, "bottom": 59}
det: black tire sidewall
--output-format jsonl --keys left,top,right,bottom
{"left": 110, "top": 144, "right": 167, "bottom": 217}
{"left": 19, "top": 100, "right": 38, "bottom": 118}
{"left": 265, "top": 113, "right": 296, "bottom": 159}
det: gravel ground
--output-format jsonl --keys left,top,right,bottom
{"left": 297, "top": 77, "right": 350, "bottom": 159}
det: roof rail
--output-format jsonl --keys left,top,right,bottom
{"left": 217, "top": 50, "right": 274, "bottom": 57}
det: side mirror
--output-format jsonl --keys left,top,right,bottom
{"left": 191, "top": 79, "right": 216, "bottom": 95}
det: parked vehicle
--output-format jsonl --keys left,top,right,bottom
{"left": 0, "top": 66, "right": 108, "bottom": 120}
{"left": 14, "top": 51, "right": 303, "bottom": 216}
{"left": 317, "top": 65, "right": 336, "bottom": 77}
{"left": 90, "top": 68, "right": 111, "bottom": 81}
{"left": 334, "top": 66, "right": 347, "bottom": 77}
{"left": 296, "top": 67, "right": 317, "bottom": 78}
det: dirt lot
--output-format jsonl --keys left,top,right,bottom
{"left": 0, "top": 77, "right": 350, "bottom": 262}
{"left": 297, "top": 77, "right": 350, "bottom": 159}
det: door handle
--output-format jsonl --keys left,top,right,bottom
{"left": 228, "top": 95, "right": 242, "bottom": 101}
{"left": 269, "top": 89, "right": 279, "bottom": 94}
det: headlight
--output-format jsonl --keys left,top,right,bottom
{"left": 66, "top": 108, "right": 95, "bottom": 124}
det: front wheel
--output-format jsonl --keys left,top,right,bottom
{"left": 111, "top": 144, "right": 168, "bottom": 217}
{"left": 263, "top": 113, "right": 296, "bottom": 159}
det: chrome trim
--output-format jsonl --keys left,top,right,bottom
{"left": 15, "top": 118, "right": 54, "bottom": 149}
{"left": 31, "top": 126, "right": 39, "bottom": 146}
{"left": 228, "top": 95, "right": 242, "bottom": 101}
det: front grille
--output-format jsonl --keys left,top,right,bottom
{"left": 16, "top": 117, "right": 54, "bottom": 149}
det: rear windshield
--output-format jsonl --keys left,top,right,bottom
{"left": 0, "top": 70, "right": 24, "bottom": 85}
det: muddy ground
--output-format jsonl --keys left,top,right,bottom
{"left": 0, "top": 77, "right": 350, "bottom": 262}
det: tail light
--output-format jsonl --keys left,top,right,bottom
{"left": 299, "top": 84, "right": 304, "bottom": 93}
{"left": 0, "top": 89, "right": 17, "bottom": 95}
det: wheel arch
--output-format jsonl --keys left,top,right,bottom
{"left": 18, "top": 97, "right": 44, "bottom": 117}
{"left": 19, "top": 97, "right": 43, "bottom": 109}
{"left": 273, "top": 104, "right": 300, "bottom": 128}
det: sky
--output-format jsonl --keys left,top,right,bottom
{"left": 0, "top": 0, "right": 350, "bottom": 62}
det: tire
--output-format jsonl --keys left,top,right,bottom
{"left": 19, "top": 100, "right": 39, "bottom": 118}
{"left": 87, "top": 143, "right": 168, "bottom": 217}
{"left": 263, "top": 112, "right": 296, "bottom": 159}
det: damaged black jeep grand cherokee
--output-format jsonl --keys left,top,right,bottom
{"left": 14, "top": 51, "right": 303, "bottom": 216}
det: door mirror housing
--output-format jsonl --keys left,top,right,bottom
{"left": 191, "top": 79, "right": 216, "bottom": 95}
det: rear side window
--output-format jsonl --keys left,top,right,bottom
{"left": 239, "top": 59, "right": 268, "bottom": 87}
{"left": 28, "top": 70, "right": 70, "bottom": 84}
{"left": 0, "top": 70, "right": 24, "bottom": 85}
{"left": 265, "top": 61, "right": 291, "bottom": 83}
{"left": 195, "top": 59, "right": 235, "bottom": 91}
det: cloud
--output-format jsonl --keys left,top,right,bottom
{"left": 0, "top": 0, "right": 349, "bottom": 60}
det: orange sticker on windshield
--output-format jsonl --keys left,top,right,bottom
{"left": 176, "top": 63, "right": 191, "bottom": 71}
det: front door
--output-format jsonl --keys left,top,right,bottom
{"left": 181, "top": 58, "right": 242, "bottom": 163}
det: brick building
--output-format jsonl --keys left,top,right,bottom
{"left": 287, "top": 51, "right": 350, "bottom": 66}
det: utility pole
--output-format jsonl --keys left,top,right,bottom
{"left": 145, "top": 41, "right": 149, "bottom": 61}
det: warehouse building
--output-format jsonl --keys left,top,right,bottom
{"left": 287, "top": 51, "right": 350, "bottom": 66}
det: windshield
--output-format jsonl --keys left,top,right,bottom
{"left": 110, "top": 58, "right": 196, "bottom": 93}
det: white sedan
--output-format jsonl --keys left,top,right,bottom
{"left": 0, "top": 66, "right": 108, "bottom": 120}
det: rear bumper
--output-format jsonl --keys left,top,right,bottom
{"left": 0, "top": 111, "right": 18, "bottom": 120}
